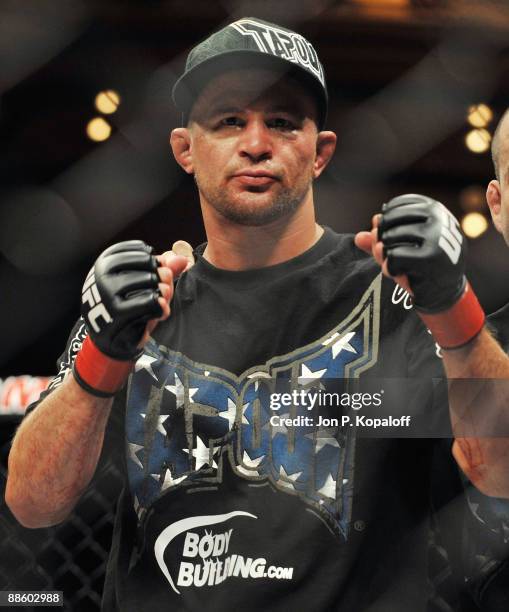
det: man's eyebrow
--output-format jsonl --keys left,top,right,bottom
{"left": 197, "top": 100, "right": 310, "bottom": 120}
{"left": 268, "top": 104, "right": 306, "bottom": 116}
{"left": 207, "top": 105, "right": 243, "bottom": 116}
{"left": 209, "top": 104, "right": 302, "bottom": 115}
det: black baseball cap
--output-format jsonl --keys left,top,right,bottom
{"left": 172, "top": 17, "right": 328, "bottom": 129}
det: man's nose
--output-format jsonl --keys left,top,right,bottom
{"left": 238, "top": 119, "right": 272, "bottom": 162}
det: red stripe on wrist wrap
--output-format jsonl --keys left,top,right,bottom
{"left": 73, "top": 336, "right": 134, "bottom": 395}
{"left": 417, "top": 282, "right": 485, "bottom": 350}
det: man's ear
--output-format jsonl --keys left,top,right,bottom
{"left": 486, "top": 179, "right": 503, "bottom": 234}
{"left": 313, "top": 131, "right": 337, "bottom": 179}
{"left": 170, "top": 128, "right": 193, "bottom": 174}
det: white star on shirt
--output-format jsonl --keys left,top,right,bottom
{"left": 165, "top": 373, "right": 185, "bottom": 407}
{"left": 165, "top": 373, "right": 198, "bottom": 407}
{"left": 236, "top": 451, "right": 265, "bottom": 476}
{"left": 135, "top": 355, "right": 158, "bottom": 380}
{"left": 279, "top": 465, "right": 302, "bottom": 482}
{"left": 183, "top": 435, "right": 220, "bottom": 470}
{"left": 323, "top": 331, "right": 357, "bottom": 359}
{"left": 315, "top": 436, "right": 341, "bottom": 453}
{"left": 298, "top": 363, "right": 327, "bottom": 385}
{"left": 318, "top": 473, "right": 337, "bottom": 499}
{"left": 305, "top": 428, "right": 341, "bottom": 453}
{"left": 157, "top": 467, "right": 187, "bottom": 490}
{"left": 140, "top": 413, "right": 169, "bottom": 436}
{"left": 243, "top": 450, "right": 264, "bottom": 468}
{"left": 277, "top": 465, "right": 302, "bottom": 490}
{"left": 188, "top": 386, "right": 199, "bottom": 403}
{"left": 128, "top": 442, "right": 144, "bottom": 469}
{"left": 218, "top": 398, "right": 250, "bottom": 428}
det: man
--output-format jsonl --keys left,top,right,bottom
{"left": 6, "top": 17, "right": 509, "bottom": 611}
{"left": 458, "top": 108, "right": 509, "bottom": 612}
{"left": 487, "top": 107, "right": 509, "bottom": 345}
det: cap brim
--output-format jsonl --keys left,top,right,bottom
{"left": 172, "top": 50, "right": 328, "bottom": 129}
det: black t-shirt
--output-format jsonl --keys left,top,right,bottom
{"left": 29, "top": 228, "right": 450, "bottom": 611}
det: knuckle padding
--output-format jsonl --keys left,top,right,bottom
{"left": 99, "top": 250, "right": 157, "bottom": 275}
{"left": 101, "top": 240, "right": 153, "bottom": 258}
{"left": 118, "top": 290, "right": 163, "bottom": 318}
{"left": 381, "top": 224, "right": 424, "bottom": 246}
{"left": 116, "top": 271, "right": 160, "bottom": 296}
{"left": 384, "top": 193, "right": 433, "bottom": 210}
{"left": 82, "top": 242, "right": 161, "bottom": 361}
{"left": 379, "top": 203, "right": 429, "bottom": 234}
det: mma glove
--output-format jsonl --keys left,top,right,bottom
{"left": 73, "top": 240, "right": 162, "bottom": 397}
{"left": 378, "top": 194, "right": 485, "bottom": 349}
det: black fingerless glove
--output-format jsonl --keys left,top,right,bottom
{"left": 379, "top": 194, "right": 484, "bottom": 348}
{"left": 73, "top": 240, "right": 162, "bottom": 396}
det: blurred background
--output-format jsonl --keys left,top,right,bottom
{"left": 2, "top": 0, "right": 509, "bottom": 608}
{"left": 2, "top": 0, "right": 509, "bottom": 380}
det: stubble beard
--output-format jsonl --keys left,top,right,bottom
{"left": 194, "top": 170, "right": 314, "bottom": 227}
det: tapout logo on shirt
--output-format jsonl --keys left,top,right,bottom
{"left": 154, "top": 511, "right": 294, "bottom": 594}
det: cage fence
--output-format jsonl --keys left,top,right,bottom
{"left": 0, "top": 417, "right": 123, "bottom": 611}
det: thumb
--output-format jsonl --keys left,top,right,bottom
{"left": 168, "top": 254, "right": 189, "bottom": 279}
{"left": 157, "top": 252, "right": 189, "bottom": 279}
{"left": 171, "top": 240, "right": 195, "bottom": 271}
{"left": 354, "top": 231, "right": 374, "bottom": 254}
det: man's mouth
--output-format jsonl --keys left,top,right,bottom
{"left": 231, "top": 170, "right": 279, "bottom": 188}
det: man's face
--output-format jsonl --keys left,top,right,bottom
{"left": 488, "top": 116, "right": 509, "bottom": 244}
{"left": 497, "top": 137, "right": 509, "bottom": 242}
{"left": 182, "top": 69, "right": 321, "bottom": 226}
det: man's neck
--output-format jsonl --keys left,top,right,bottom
{"left": 201, "top": 202, "right": 323, "bottom": 271}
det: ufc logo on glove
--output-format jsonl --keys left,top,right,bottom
{"left": 437, "top": 204, "right": 463, "bottom": 265}
{"left": 81, "top": 269, "right": 113, "bottom": 333}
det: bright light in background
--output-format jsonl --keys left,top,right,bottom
{"left": 354, "top": 0, "right": 409, "bottom": 5}
{"left": 95, "top": 89, "right": 120, "bottom": 114}
{"left": 353, "top": 0, "right": 411, "bottom": 18}
{"left": 461, "top": 212, "right": 489, "bottom": 238}
{"left": 86, "top": 117, "right": 112, "bottom": 142}
{"left": 459, "top": 185, "right": 487, "bottom": 212}
{"left": 465, "top": 128, "right": 491, "bottom": 153}
{"left": 354, "top": 0, "right": 410, "bottom": 6}
{"left": 467, "top": 104, "right": 493, "bottom": 128}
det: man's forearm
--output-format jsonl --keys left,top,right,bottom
{"left": 5, "top": 375, "right": 113, "bottom": 528}
{"left": 354, "top": 196, "right": 509, "bottom": 496}
{"left": 443, "top": 328, "right": 509, "bottom": 497}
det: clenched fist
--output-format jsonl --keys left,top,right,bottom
{"left": 73, "top": 240, "right": 189, "bottom": 397}
{"left": 355, "top": 194, "right": 484, "bottom": 349}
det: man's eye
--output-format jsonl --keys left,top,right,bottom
{"left": 220, "top": 117, "right": 242, "bottom": 127}
{"left": 268, "top": 118, "right": 295, "bottom": 130}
